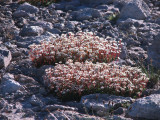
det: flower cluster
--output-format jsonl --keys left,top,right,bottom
{"left": 29, "top": 32, "right": 122, "bottom": 66}
{"left": 44, "top": 60, "right": 149, "bottom": 99}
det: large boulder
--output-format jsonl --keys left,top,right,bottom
{"left": 119, "top": 0, "right": 150, "bottom": 20}
{"left": 0, "top": 45, "right": 12, "bottom": 69}
{"left": 127, "top": 94, "right": 160, "bottom": 119}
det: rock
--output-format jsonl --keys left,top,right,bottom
{"left": 156, "top": 17, "right": 160, "bottom": 25}
{"left": 128, "top": 47, "right": 147, "bottom": 59}
{"left": 48, "top": 28, "right": 61, "bottom": 35}
{"left": 72, "top": 8, "right": 101, "bottom": 21}
{"left": 119, "top": 0, "right": 151, "bottom": 20}
{"left": 54, "top": 23, "right": 64, "bottom": 31}
{"left": 80, "top": 94, "right": 133, "bottom": 116}
{"left": 0, "top": 45, "right": 12, "bottom": 69}
{"left": 17, "top": 2, "right": 39, "bottom": 14}
{"left": 30, "top": 21, "right": 53, "bottom": 31}
{"left": 119, "top": 43, "right": 128, "bottom": 59}
{"left": 13, "top": 10, "right": 30, "bottom": 18}
{"left": 30, "top": 95, "right": 43, "bottom": 107}
{"left": 0, "top": 73, "right": 23, "bottom": 95}
{"left": 96, "top": 4, "right": 109, "bottom": 10}
{"left": 108, "top": 115, "right": 132, "bottom": 120}
{"left": 79, "top": 0, "right": 113, "bottom": 5}
{"left": 113, "top": 107, "right": 124, "bottom": 115}
{"left": 0, "top": 114, "right": 8, "bottom": 120}
{"left": 20, "top": 26, "right": 44, "bottom": 37}
{"left": 43, "top": 104, "right": 77, "bottom": 111}
{"left": 0, "top": 98, "right": 7, "bottom": 109}
{"left": 17, "top": 32, "right": 57, "bottom": 48}
{"left": 127, "top": 94, "right": 160, "bottom": 119}
{"left": 44, "top": 110, "right": 102, "bottom": 120}
{"left": 118, "top": 18, "right": 144, "bottom": 29}
{"left": 148, "top": 33, "right": 160, "bottom": 69}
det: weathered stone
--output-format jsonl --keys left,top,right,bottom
{"left": 0, "top": 45, "right": 12, "bottom": 69}
{"left": 119, "top": 0, "right": 150, "bottom": 20}
{"left": 80, "top": 94, "right": 133, "bottom": 116}
{"left": 43, "top": 104, "right": 77, "bottom": 112}
{"left": 30, "top": 21, "right": 53, "bottom": 31}
{"left": 13, "top": 10, "right": 30, "bottom": 18}
{"left": 17, "top": 32, "right": 57, "bottom": 48}
{"left": 79, "top": 0, "right": 113, "bottom": 5}
{"left": 44, "top": 110, "right": 102, "bottom": 120}
{"left": 113, "top": 107, "right": 124, "bottom": 115}
{"left": 148, "top": 33, "right": 160, "bottom": 69}
{"left": 20, "top": 26, "right": 44, "bottom": 37}
{"left": 30, "top": 95, "right": 43, "bottom": 106}
{"left": 72, "top": 8, "right": 101, "bottom": 21}
{"left": 127, "top": 94, "right": 160, "bottom": 119}
{"left": 0, "top": 73, "right": 23, "bottom": 94}
{"left": 17, "top": 2, "right": 39, "bottom": 14}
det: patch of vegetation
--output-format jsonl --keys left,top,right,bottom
{"left": 108, "top": 13, "right": 119, "bottom": 24}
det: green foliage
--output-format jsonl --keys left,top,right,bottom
{"left": 108, "top": 13, "right": 119, "bottom": 24}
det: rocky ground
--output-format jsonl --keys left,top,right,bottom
{"left": 0, "top": 0, "right": 160, "bottom": 119}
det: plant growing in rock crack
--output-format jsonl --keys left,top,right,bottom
{"left": 29, "top": 32, "right": 149, "bottom": 101}
{"left": 108, "top": 12, "right": 119, "bottom": 24}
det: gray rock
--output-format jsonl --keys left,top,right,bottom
{"left": 17, "top": 32, "right": 57, "bottom": 48}
{"left": 0, "top": 98, "right": 7, "bottom": 109}
{"left": 43, "top": 104, "right": 77, "bottom": 112}
{"left": 30, "top": 95, "right": 43, "bottom": 106}
{"left": 48, "top": 28, "right": 61, "bottom": 35}
{"left": 45, "top": 110, "right": 102, "bottom": 120}
{"left": 17, "top": 2, "right": 39, "bottom": 14}
{"left": 0, "top": 45, "right": 12, "bottom": 69}
{"left": 96, "top": 4, "right": 109, "bottom": 10}
{"left": 0, "top": 114, "right": 8, "bottom": 120}
{"left": 119, "top": 0, "right": 150, "bottom": 20}
{"left": 20, "top": 26, "right": 44, "bottom": 37}
{"left": 72, "top": 8, "right": 101, "bottom": 21}
{"left": 80, "top": 94, "right": 133, "bottom": 116}
{"left": 0, "top": 73, "right": 23, "bottom": 94}
{"left": 54, "top": 23, "right": 64, "bottom": 31}
{"left": 107, "top": 115, "right": 132, "bottom": 120}
{"left": 127, "top": 94, "right": 160, "bottom": 119}
{"left": 128, "top": 47, "right": 147, "bottom": 59}
{"left": 113, "top": 107, "right": 124, "bottom": 115}
{"left": 118, "top": 18, "right": 144, "bottom": 29}
{"left": 119, "top": 43, "right": 128, "bottom": 59}
{"left": 79, "top": 0, "right": 113, "bottom": 5}
{"left": 156, "top": 17, "right": 160, "bottom": 25}
{"left": 148, "top": 33, "right": 160, "bottom": 69}
{"left": 30, "top": 21, "right": 53, "bottom": 31}
{"left": 13, "top": 10, "right": 30, "bottom": 18}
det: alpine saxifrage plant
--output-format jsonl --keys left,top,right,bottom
{"left": 29, "top": 32, "right": 149, "bottom": 101}
{"left": 29, "top": 32, "right": 122, "bottom": 67}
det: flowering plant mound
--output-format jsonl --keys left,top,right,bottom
{"left": 43, "top": 59, "right": 149, "bottom": 100}
{"left": 29, "top": 32, "right": 122, "bottom": 67}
